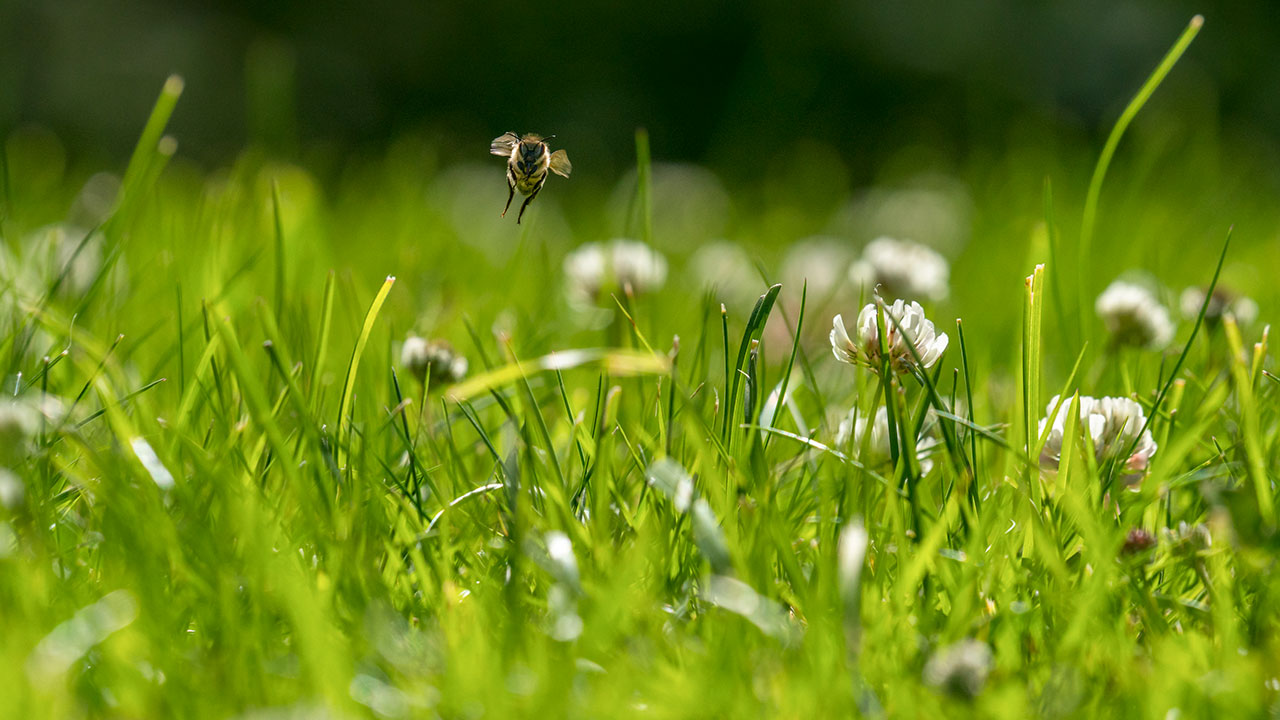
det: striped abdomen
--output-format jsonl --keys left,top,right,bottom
{"left": 509, "top": 141, "right": 550, "bottom": 195}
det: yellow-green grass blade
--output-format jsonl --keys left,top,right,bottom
{"left": 335, "top": 275, "right": 396, "bottom": 465}
{"left": 445, "top": 348, "right": 669, "bottom": 404}
{"left": 107, "top": 75, "right": 185, "bottom": 236}
{"left": 1078, "top": 15, "right": 1203, "bottom": 339}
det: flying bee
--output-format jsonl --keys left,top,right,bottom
{"left": 489, "top": 132, "right": 572, "bottom": 224}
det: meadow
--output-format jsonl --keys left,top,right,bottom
{"left": 3, "top": 17, "right": 1280, "bottom": 719}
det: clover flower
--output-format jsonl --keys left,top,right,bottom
{"left": 400, "top": 336, "right": 468, "bottom": 386}
{"left": 830, "top": 299, "right": 949, "bottom": 373}
{"left": 1179, "top": 286, "right": 1258, "bottom": 327}
{"left": 0, "top": 468, "right": 22, "bottom": 509}
{"left": 0, "top": 399, "right": 40, "bottom": 465}
{"left": 848, "top": 237, "right": 949, "bottom": 301}
{"left": 830, "top": 176, "right": 973, "bottom": 255}
{"left": 563, "top": 238, "right": 668, "bottom": 303}
{"left": 563, "top": 243, "right": 608, "bottom": 302}
{"left": 1095, "top": 280, "right": 1175, "bottom": 350}
{"left": 836, "top": 405, "right": 941, "bottom": 473}
{"left": 923, "top": 639, "right": 993, "bottom": 698}
{"left": 0, "top": 395, "right": 65, "bottom": 473}
{"left": 687, "top": 241, "right": 761, "bottom": 307}
{"left": 1038, "top": 394, "right": 1157, "bottom": 485}
{"left": 780, "top": 238, "right": 852, "bottom": 303}
{"left": 1121, "top": 528, "right": 1156, "bottom": 556}
{"left": 1162, "top": 520, "right": 1211, "bottom": 552}
{"left": 611, "top": 239, "right": 669, "bottom": 293}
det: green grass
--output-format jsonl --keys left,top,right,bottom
{"left": 3, "top": 26, "right": 1280, "bottom": 718}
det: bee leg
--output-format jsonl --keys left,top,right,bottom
{"left": 501, "top": 183, "right": 515, "bottom": 217}
{"left": 516, "top": 186, "right": 542, "bottom": 225}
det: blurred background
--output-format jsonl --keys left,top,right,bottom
{"left": 4, "top": 0, "right": 1280, "bottom": 384}
{"left": 6, "top": 6, "right": 1280, "bottom": 717}
{"left": 3, "top": 0, "right": 1279, "bottom": 180}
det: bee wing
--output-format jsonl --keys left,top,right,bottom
{"left": 490, "top": 132, "right": 519, "bottom": 156}
{"left": 549, "top": 149, "right": 572, "bottom": 178}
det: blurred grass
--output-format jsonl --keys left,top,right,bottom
{"left": 1, "top": 37, "right": 1280, "bottom": 718}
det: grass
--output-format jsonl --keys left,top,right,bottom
{"left": 3, "top": 22, "right": 1280, "bottom": 719}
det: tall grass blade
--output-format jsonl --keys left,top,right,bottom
{"left": 108, "top": 75, "right": 184, "bottom": 235}
{"left": 635, "top": 128, "right": 654, "bottom": 247}
{"left": 1078, "top": 15, "right": 1203, "bottom": 338}
{"left": 336, "top": 275, "right": 396, "bottom": 464}
{"left": 309, "top": 270, "right": 337, "bottom": 405}
{"left": 724, "top": 284, "right": 781, "bottom": 447}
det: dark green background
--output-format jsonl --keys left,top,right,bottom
{"left": 4, "top": 0, "right": 1278, "bottom": 181}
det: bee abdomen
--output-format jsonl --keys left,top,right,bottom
{"left": 513, "top": 169, "right": 548, "bottom": 195}
{"left": 509, "top": 147, "right": 549, "bottom": 195}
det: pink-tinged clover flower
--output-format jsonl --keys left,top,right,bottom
{"left": 1038, "top": 394, "right": 1157, "bottom": 485}
{"left": 830, "top": 299, "right": 949, "bottom": 374}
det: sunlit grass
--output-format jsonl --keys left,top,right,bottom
{"left": 2, "top": 19, "right": 1280, "bottom": 719}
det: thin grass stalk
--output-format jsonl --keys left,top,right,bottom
{"left": 1078, "top": 15, "right": 1203, "bottom": 340}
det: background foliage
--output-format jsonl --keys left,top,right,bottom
{"left": 2, "top": 4, "right": 1280, "bottom": 719}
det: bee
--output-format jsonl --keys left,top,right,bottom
{"left": 489, "top": 132, "right": 572, "bottom": 224}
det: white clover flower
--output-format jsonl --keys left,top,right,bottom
{"left": 607, "top": 163, "right": 731, "bottom": 244}
{"left": 29, "top": 224, "right": 128, "bottom": 300}
{"left": 69, "top": 172, "right": 122, "bottom": 227}
{"left": 400, "top": 336, "right": 468, "bottom": 386}
{"left": 0, "top": 468, "right": 22, "bottom": 509}
{"left": 609, "top": 239, "right": 668, "bottom": 294}
{"left": 0, "top": 399, "right": 40, "bottom": 464}
{"left": 830, "top": 299, "right": 949, "bottom": 373}
{"left": 836, "top": 405, "right": 941, "bottom": 473}
{"left": 563, "top": 242, "right": 609, "bottom": 302}
{"left": 687, "top": 241, "right": 761, "bottom": 306}
{"left": 0, "top": 395, "right": 64, "bottom": 466}
{"left": 1, "top": 224, "right": 126, "bottom": 305}
{"left": 563, "top": 239, "right": 668, "bottom": 303}
{"left": 848, "top": 237, "right": 949, "bottom": 301}
{"left": 923, "top": 639, "right": 993, "bottom": 698}
{"left": 1163, "top": 521, "right": 1211, "bottom": 554}
{"left": 1179, "top": 286, "right": 1258, "bottom": 327}
{"left": 1095, "top": 280, "right": 1175, "bottom": 350}
{"left": 780, "top": 238, "right": 852, "bottom": 302}
{"left": 828, "top": 176, "right": 973, "bottom": 255}
{"left": 835, "top": 406, "right": 891, "bottom": 459}
{"left": 1038, "top": 394, "right": 1157, "bottom": 485}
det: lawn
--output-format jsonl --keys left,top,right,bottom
{"left": 2, "top": 17, "right": 1280, "bottom": 719}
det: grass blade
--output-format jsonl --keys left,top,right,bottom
{"left": 107, "top": 75, "right": 184, "bottom": 236}
{"left": 1078, "top": 15, "right": 1203, "bottom": 337}
{"left": 336, "top": 275, "right": 396, "bottom": 464}
{"left": 309, "top": 270, "right": 337, "bottom": 406}
{"left": 724, "top": 284, "right": 781, "bottom": 446}
{"left": 635, "top": 128, "right": 654, "bottom": 247}
{"left": 765, "top": 281, "right": 806, "bottom": 446}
